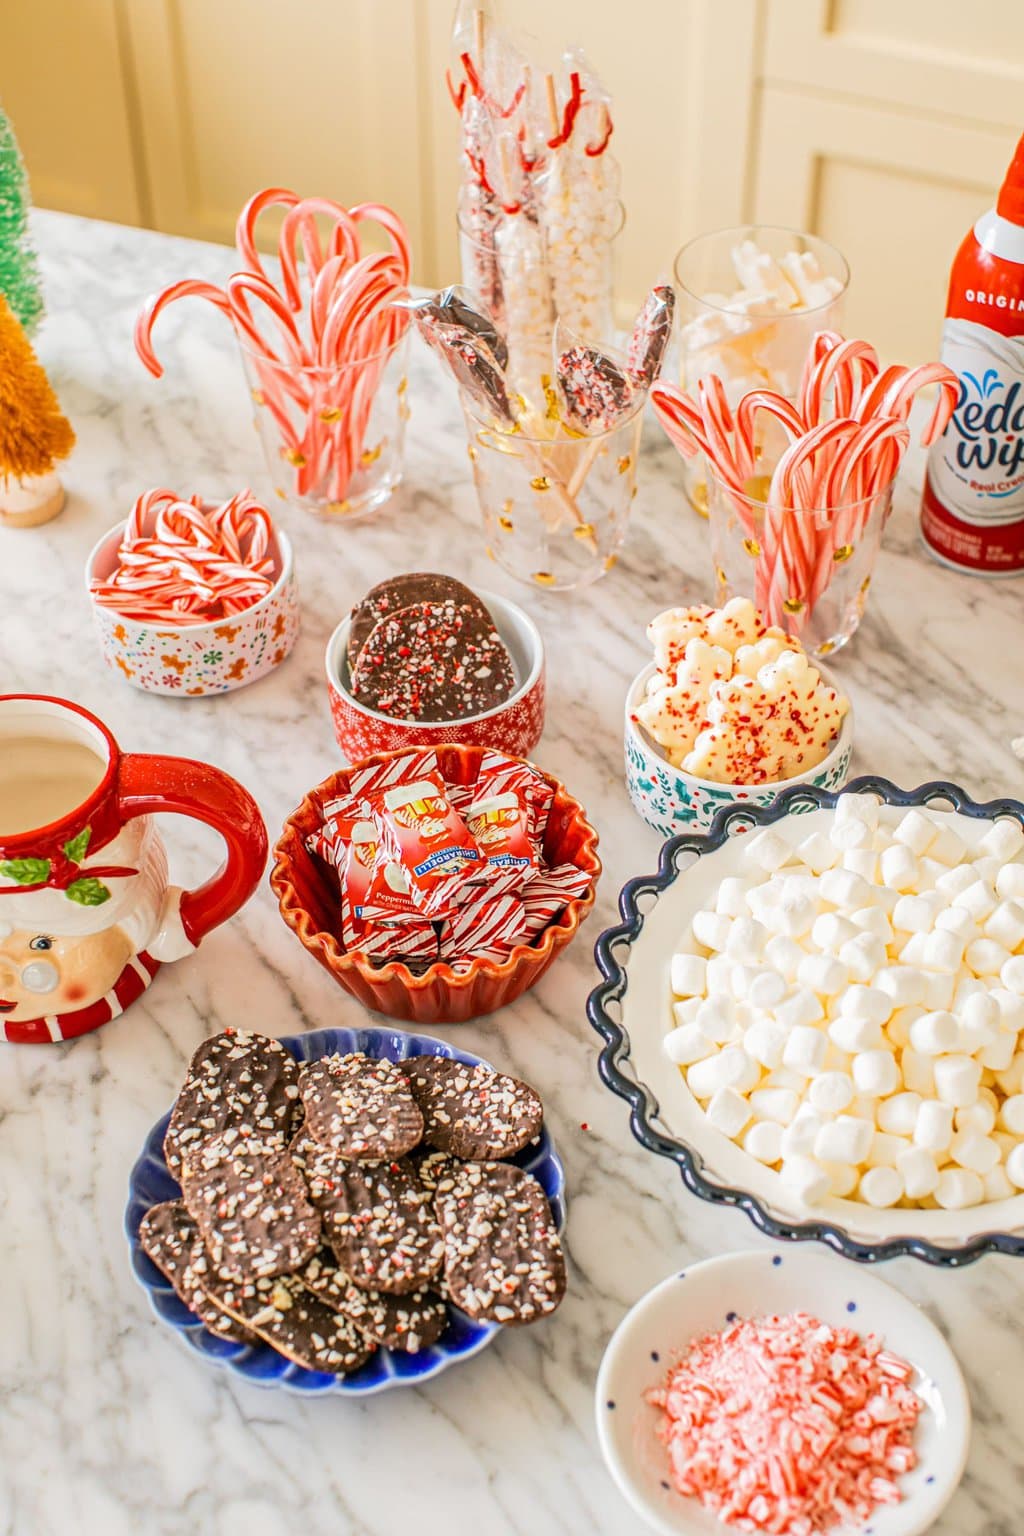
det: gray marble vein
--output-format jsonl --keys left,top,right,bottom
{"left": 0, "top": 209, "right": 1022, "bottom": 1535}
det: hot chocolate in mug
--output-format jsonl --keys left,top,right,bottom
{"left": 0, "top": 694, "right": 267, "bottom": 1043}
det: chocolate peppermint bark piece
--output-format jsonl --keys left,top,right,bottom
{"left": 298, "top": 1052, "right": 423, "bottom": 1161}
{"left": 405, "top": 1056, "right": 544, "bottom": 1161}
{"left": 299, "top": 1249, "right": 447, "bottom": 1354}
{"left": 164, "top": 1030, "right": 300, "bottom": 1177}
{"left": 138, "top": 1200, "right": 254, "bottom": 1343}
{"left": 197, "top": 1268, "right": 373, "bottom": 1375}
{"left": 296, "top": 1136, "right": 444, "bottom": 1295}
{"left": 180, "top": 1138, "right": 321, "bottom": 1282}
{"left": 347, "top": 573, "right": 495, "bottom": 673}
{"left": 436, "top": 1161, "right": 566, "bottom": 1326}
{"left": 350, "top": 596, "right": 517, "bottom": 723}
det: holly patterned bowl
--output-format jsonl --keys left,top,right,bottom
{"left": 85, "top": 520, "right": 299, "bottom": 698}
{"left": 624, "top": 663, "right": 854, "bottom": 838}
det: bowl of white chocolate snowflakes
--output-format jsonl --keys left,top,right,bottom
{"left": 625, "top": 598, "right": 853, "bottom": 838}
{"left": 589, "top": 776, "right": 1024, "bottom": 1262}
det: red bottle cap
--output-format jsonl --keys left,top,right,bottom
{"left": 996, "top": 132, "right": 1024, "bottom": 225}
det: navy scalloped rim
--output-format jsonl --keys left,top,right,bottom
{"left": 586, "top": 774, "right": 1024, "bottom": 1267}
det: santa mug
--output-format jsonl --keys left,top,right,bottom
{"left": 0, "top": 694, "right": 267, "bottom": 1043}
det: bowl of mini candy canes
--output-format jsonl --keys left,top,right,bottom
{"left": 86, "top": 488, "right": 298, "bottom": 696}
{"left": 625, "top": 598, "right": 853, "bottom": 837}
{"left": 596, "top": 1249, "right": 970, "bottom": 1536}
{"left": 589, "top": 778, "right": 1024, "bottom": 1263}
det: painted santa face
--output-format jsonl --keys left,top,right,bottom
{"left": 0, "top": 926, "right": 132, "bottom": 1023}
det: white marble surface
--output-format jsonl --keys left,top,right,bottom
{"left": 2, "top": 209, "right": 1024, "bottom": 1536}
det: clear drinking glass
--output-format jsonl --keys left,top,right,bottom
{"left": 706, "top": 468, "right": 892, "bottom": 657}
{"left": 237, "top": 329, "right": 410, "bottom": 520}
{"left": 674, "top": 226, "right": 849, "bottom": 516}
{"left": 462, "top": 400, "right": 643, "bottom": 591}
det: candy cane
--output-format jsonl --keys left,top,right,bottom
{"left": 236, "top": 186, "right": 302, "bottom": 283}
{"left": 278, "top": 197, "right": 362, "bottom": 310}
{"left": 875, "top": 363, "right": 959, "bottom": 446}
{"left": 134, "top": 281, "right": 235, "bottom": 378}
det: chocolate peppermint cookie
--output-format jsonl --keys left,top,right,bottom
{"left": 405, "top": 1056, "right": 544, "bottom": 1161}
{"left": 197, "top": 1268, "right": 373, "bottom": 1375}
{"left": 138, "top": 1200, "right": 255, "bottom": 1343}
{"left": 181, "top": 1138, "right": 321, "bottom": 1282}
{"left": 349, "top": 596, "right": 517, "bottom": 723}
{"left": 299, "top": 1248, "right": 446, "bottom": 1353}
{"left": 298, "top": 1053, "right": 423, "bottom": 1161}
{"left": 164, "top": 1030, "right": 300, "bottom": 1177}
{"left": 436, "top": 1161, "right": 565, "bottom": 1326}
{"left": 347, "top": 573, "right": 496, "bottom": 674}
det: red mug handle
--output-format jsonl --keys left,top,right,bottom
{"left": 116, "top": 753, "right": 267, "bottom": 946}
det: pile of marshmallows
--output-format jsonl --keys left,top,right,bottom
{"left": 667, "top": 792, "right": 1024, "bottom": 1211}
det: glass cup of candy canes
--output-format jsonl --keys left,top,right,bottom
{"left": 674, "top": 227, "right": 849, "bottom": 518}
{"left": 461, "top": 393, "right": 643, "bottom": 592}
{"left": 705, "top": 465, "right": 893, "bottom": 657}
{"left": 236, "top": 325, "right": 411, "bottom": 521}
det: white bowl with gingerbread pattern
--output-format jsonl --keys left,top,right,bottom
{"left": 85, "top": 521, "right": 299, "bottom": 697}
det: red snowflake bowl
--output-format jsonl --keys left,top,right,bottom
{"left": 85, "top": 520, "right": 299, "bottom": 697}
{"left": 271, "top": 743, "right": 600, "bottom": 1024}
{"left": 324, "top": 589, "right": 545, "bottom": 762}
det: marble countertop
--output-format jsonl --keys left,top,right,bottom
{"left": 2, "top": 209, "right": 1024, "bottom": 1536}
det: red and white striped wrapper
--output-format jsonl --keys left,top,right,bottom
{"left": 438, "top": 891, "right": 525, "bottom": 961}
{"left": 519, "top": 864, "right": 596, "bottom": 940}
{"left": 472, "top": 748, "right": 555, "bottom": 847}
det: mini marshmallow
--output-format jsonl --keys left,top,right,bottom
{"left": 934, "top": 906, "right": 980, "bottom": 943}
{"left": 998, "top": 1093, "right": 1024, "bottom": 1134}
{"left": 880, "top": 844, "right": 920, "bottom": 892}
{"left": 892, "top": 808, "right": 936, "bottom": 856}
{"left": 705, "top": 955, "right": 734, "bottom": 995}
{"left": 849, "top": 906, "right": 892, "bottom": 943}
{"left": 838, "top": 933, "right": 888, "bottom": 983}
{"left": 956, "top": 1096, "right": 997, "bottom": 1136}
{"left": 975, "top": 855, "right": 1005, "bottom": 887}
{"left": 761, "top": 1066, "right": 804, "bottom": 1091}
{"left": 985, "top": 899, "right": 1024, "bottom": 953}
{"left": 743, "top": 1019, "right": 789, "bottom": 1070}
{"left": 672, "top": 998, "right": 702, "bottom": 1028}
{"left": 693, "top": 909, "right": 733, "bottom": 951}
{"left": 823, "top": 1161, "right": 859, "bottom": 1198}
{"left": 671, "top": 952, "right": 708, "bottom": 997}
{"left": 935, "top": 1168, "right": 984, "bottom": 1209}
{"left": 991, "top": 987, "right": 1024, "bottom": 1031}
{"left": 866, "top": 1131, "right": 908, "bottom": 1169}
{"left": 808, "top": 1071, "right": 855, "bottom": 1115}
{"left": 829, "top": 817, "right": 872, "bottom": 852}
{"left": 763, "top": 935, "right": 805, "bottom": 981}
{"left": 995, "top": 862, "right": 1024, "bottom": 901}
{"left": 936, "top": 864, "right": 976, "bottom": 898}
{"left": 920, "top": 929, "right": 965, "bottom": 973}
{"left": 1007, "top": 1143, "right": 1024, "bottom": 1189}
{"left": 779, "top": 1154, "right": 831, "bottom": 1206}
{"left": 695, "top": 995, "right": 743, "bottom": 1045}
{"left": 840, "top": 985, "right": 894, "bottom": 1027}
{"left": 949, "top": 1129, "right": 1001, "bottom": 1175}
{"left": 966, "top": 937, "right": 1012, "bottom": 977}
{"left": 957, "top": 991, "right": 1002, "bottom": 1051}
{"left": 814, "top": 1115, "right": 874, "bottom": 1165}
{"left": 775, "top": 988, "right": 825, "bottom": 1033}
{"left": 749, "top": 1086, "right": 800, "bottom": 1124}
{"left": 898, "top": 1145, "right": 940, "bottom": 1200}
{"left": 829, "top": 1013, "right": 884, "bottom": 1054}
{"left": 984, "top": 1164, "right": 1015, "bottom": 1202}
{"left": 715, "top": 875, "right": 753, "bottom": 917}
{"left": 782, "top": 1023, "right": 828, "bottom": 1075}
{"left": 743, "top": 828, "right": 793, "bottom": 873}
{"left": 796, "top": 832, "right": 840, "bottom": 875}
{"left": 687, "top": 1046, "right": 760, "bottom": 1100}
{"left": 917, "top": 856, "right": 948, "bottom": 888}
{"left": 725, "top": 916, "right": 770, "bottom": 963}
{"left": 914, "top": 1099, "right": 955, "bottom": 1152}
{"left": 833, "top": 792, "right": 880, "bottom": 829}
{"left": 851, "top": 1048, "right": 900, "bottom": 1097}
{"left": 979, "top": 1030, "right": 1018, "bottom": 1072}
{"left": 901, "top": 1047, "right": 936, "bottom": 1097}
{"left": 878, "top": 1091, "right": 922, "bottom": 1136}
{"left": 876, "top": 966, "right": 929, "bottom": 1008}
{"left": 705, "top": 1086, "right": 753, "bottom": 1139}
{"left": 909, "top": 1010, "right": 960, "bottom": 1055}
{"left": 1001, "top": 954, "right": 1024, "bottom": 994}
{"left": 665, "top": 1023, "right": 714, "bottom": 1065}
{"left": 797, "top": 952, "right": 849, "bottom": 997}
{"left": 898, "top": 932, "right": 930, "bottom": 967}
{"left": 728, "top": 964, "right": 759, "bottom": 1001}
{"left": 843, "top": 850, "right": 879, "bottom": 883}
{"left": 811, "top": 912, "right": 858, "bottom": 953}
{"left": 760, "top": 895, "right": 818, "bottom": 940}
{"left": 858, "top": 1166, "right": 904, "bottom": 1207}
{"left": 928, "top": 825, "right": 967, "bottom": 866}
{"left": 743, "top": 1118, "right": 784, "bottom": 1163}
{"left": 980, "top": 818, "right": 1024, "bottom": 862}
{"left": 819, "top": 868, "right": 876, "bottom": 911}
{"left": 886, "top": 1006, "right": 923, "bottom": 1049}
{"left": 951, "top": 975, "right": 985, "bottom": 1010}
{"left": 892, "top": 893, "right": 942, "bottom": 933}
{"left": 933, "top": 1053, "right": 982, "bottom": 1108}
{"left": 953, "top": 879, "right": 998, "bottom": 922}
{"left": 780, "top": 1107, "right": 824, "bottom": 1158}
{"left": 746, "top": 969, "right": 788, "bottom": 1009}
{"left": 996, "top": 1052, "right": 1024, "bottom": 1094}
{"left": 921, "top": 969, "right": 956, "bottom": 1011}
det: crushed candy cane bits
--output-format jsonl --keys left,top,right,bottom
{"left": 647, "top": 1310, "right": 922, "bottom": 1535}
{"left": 634, "top": 597, "right": 848, "bottom": 784}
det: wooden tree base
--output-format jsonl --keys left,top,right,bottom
{"left": 0, "top": 475, "right": 65, "bottom": 528}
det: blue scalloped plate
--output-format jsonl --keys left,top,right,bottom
{"left": 125, "top": 1026, "right": 567, "bottom": 1394}
{"left": 587, "top": 775, "right": 1024, "bottom": 1267}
